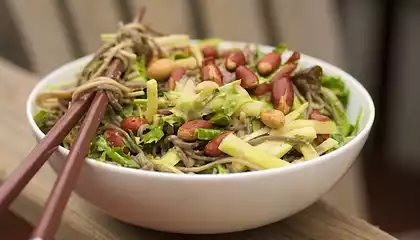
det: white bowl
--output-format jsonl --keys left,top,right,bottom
{"left": 26, "top": 42, "right": 375, "bottom": 234}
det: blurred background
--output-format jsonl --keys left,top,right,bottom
{"left": 0, "top": 0, "right": 419, "bottom": 237}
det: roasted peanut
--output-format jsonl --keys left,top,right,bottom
{"left": 257, "top": 52, "right": 281, "bottom": 77}
{"left": 195, "top": 81, "right": 219, "bottom": 93}
{"left": 178, "top": 120, "right": 213, "bottom": 141}
{"left": 260, "top": 109, "right": 285, "bottom": 129}
{"left": 104, "top": 129, "right": 129, "bottom": 153}
{"left": 147, "top": 58, "right": 177, "bottom": 81}
{"left": 253, "top": 83, "right": 272, "bottom": 96}
{"left": 285, "top": 51, "right": 300, "bottom": 64}
{"left": 202, "top": 45, "right": 219, "bottom": 59}
{"left": 274, "top": 63, "right": 297, "bottom": 79}
{"left": 271, "top": 76, "right": 294, "bottom": 114}
{"left": 310, "top": 110, "right": 330, "bottom": 122}
{"left": 235, "top": 66, "right": 259, "bottom": 89}
{"left": 121, "top": 117, "right": 148, "bottom": 133}
{"left": 202, "top": 57, "right": 216, "bottom": 66}
{"left": 201, "top": 63, "right": 223, "bottom": 86}
{"left": 204, "top": 131, "right": 233, "bottom": 157}
{"left": 225, "top": 51, "right": 246, "bottom": 72}
{"left": 257, "top": 52, "right": 281, "bottom": 76}
{"left": 168, "top": 67, "right": 186, "bottom": 91}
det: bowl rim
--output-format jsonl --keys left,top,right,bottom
{"left": 26, "top": 41, "right": 375, "bottom": 181}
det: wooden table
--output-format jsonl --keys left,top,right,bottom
{"left": 0, "top": 58, "right": 396, "bottom": 239}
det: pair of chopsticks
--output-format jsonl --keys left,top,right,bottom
{"left": 0, "top": 10, "right": 144, "bottom": 240}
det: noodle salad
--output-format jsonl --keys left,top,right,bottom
{"left": 33, "top": 16, "right": 362, "bottom": 174}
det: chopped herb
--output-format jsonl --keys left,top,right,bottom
{"left": 130, "top": 57, "right": 148, "bottom": 82}
{"left": 121, "top": 104, "right": 134, "bottom": 117}
{"left": 161, "top": 115, "right": 184, "bottom": 127}
{"left": 141, "top": 125, "right": 165, "bottom": 144}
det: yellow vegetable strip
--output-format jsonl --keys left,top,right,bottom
{"left": 271, "top": 120, "right": 338, "bottom": 136}
{"left": 219, "top": 134, "right": 290, "bottom": 169}
{"left": 256, "top": 126, "right": 317, "bottom": 158}
{"left": 295, "top": 138, "right": 339, "bottom": 162}
{"left": 294, "top": 144, "right": 319, "bottom": 160}
{"left": 315, "top": 138, "right": 339, "bottom": 155}
{"left": 285, "top": 102, "right": 308, "bottom": 124}
{"left": 146, "top": 79, "right": 158, "bottom": 122}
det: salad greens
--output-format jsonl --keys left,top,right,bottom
{"left": 90, "top": 136, "right": 139, "bottom": 168}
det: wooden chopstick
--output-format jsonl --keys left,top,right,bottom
{"left": 30, "top": 59, "right": 123, "bottom": 239}
{"left": 0, "top": 93, "right": 95, "bottom": 212}
{"left": 0, "top": 9, "right": 144, "bottom": 239}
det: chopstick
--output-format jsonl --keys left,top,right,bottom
{"left": 0, "top": 8, "right": 146, "bottom": 239}
{"left": 0, "top": 93, "right": 95, "bottom": 211}
{"left": 30, "top": 59, "right": 123, "bottom": 239}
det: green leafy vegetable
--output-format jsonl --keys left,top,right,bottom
{"left": 130, "top": 57, "right": 148, "bottom": 82}
{"left": 350, "top": 108, "right": 363, "bottom": 136}
{"left": 216, "top": 164, "right": 229, "bottom": 174}
{"left": 161, "top": 115, "right": 184, "bottom": 127}
{"left": 33, "top": 110, "right": 50, "bottom": 132}
{"left": 209, "top": 113, "right": 231, "bottom": 126}
{"left": 91, "top": 136, "right": 109, "bottom": 152}
{"left": 321, "top": 87, "right": 352, "bottom": 136}
{"left": 171, "top": 87, "right": 215, "bottom": 121}
{"left": 129, "top": 130, "right": 141, "bottom": 145}
{"left": 89, "top": 136, "right": 138, "bottom": 168}
{"left": 208, "top": 80, "right": 252, "bottom": 116}
{"left": 106, "top": 147, "right": 139, "bottom": 168}
{"left": 195, "top": 128, "right": 222, "bottom": 140}
{"left": 141, "top": 125, "right": 165, "bottom": 144}
{"left": 321, "top": 75, "right": 350, "bottom": 108}
{"left": 255, "top": 46, "right": 265, "bottom": 61}
{"left": 332, "top": 134, "right": 355, "bottom": 149}
{"left": 121, "top": 104, "right": 134, "bottom": 117}
{"left": 257, "top": 75, "right": 270, "bottom": 84}
{"left": 273, "top": 43, "right": 288, "bottom": 54}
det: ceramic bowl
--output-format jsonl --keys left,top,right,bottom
{"left": 27, "top": 41, "right": 375, "bottom": 234}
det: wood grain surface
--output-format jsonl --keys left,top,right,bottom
{"left": 0, "top": 58, "right": 395, "bottom": 239}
